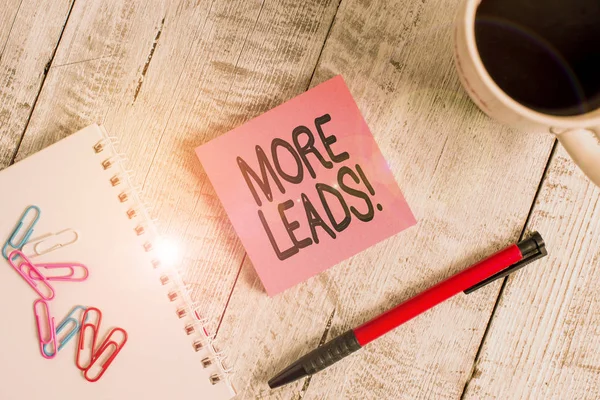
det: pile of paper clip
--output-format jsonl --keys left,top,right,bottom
{"left": 2, "top": 205, "right": 128, "bottom": 383}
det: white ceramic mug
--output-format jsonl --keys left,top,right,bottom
{"left": 454, "top": 0, "right": 600, "bottom": 187}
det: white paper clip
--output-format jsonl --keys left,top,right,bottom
{"left": 22, "top": 229, "right": 79, "bottom": 258}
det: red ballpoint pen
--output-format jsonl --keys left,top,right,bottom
{"left": 268, "top": 232, "right": 547, "bottom": 389}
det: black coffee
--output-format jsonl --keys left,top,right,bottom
{"left": 475, "top": 0, "right": 600, "bottom": 116}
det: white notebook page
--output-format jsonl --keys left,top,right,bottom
{"left": 0, "top": 125, "right": 235, "bottom": 399}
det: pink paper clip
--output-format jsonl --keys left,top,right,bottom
{"left": 7, "top": 250, "right": 55, "bottom": 300}
{"left": 84, "top": 327, "right": 128, "bottom": 383}
{"left": 28, "top": 263, "right": 89, "bottom": 282}
{"left": 33, "top": 299, "right": 57, "bottom": 359}
{"left": 76, "top": 307, "right": 102, "bottom": 371}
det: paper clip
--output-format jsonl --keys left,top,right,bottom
{"left": 34, "top": 299, "right": 57, "bottom": 359}
{"left": 84, "top": 327, "right": 128, "bottom": 383}
{"left": 21, "top": 229, "right": 79, "bottom": 258}
{"left": 29, "top": 263, "right": 89, "bottom": 282}
{"left": 7, "top": 250, "right": 55, "bottom": 300}
{"left": 43, "top": 306, "right": 88, "bottom": 357}
{"left": 2, "top": 205, "right": 41, "bottom": 259}
{"left": 76, "top": 307, "right": 102, "bottom": 371}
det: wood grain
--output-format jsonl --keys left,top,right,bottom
{"left": 462, "top": 146, "right": 600, "bottom": 399}
{"left": 216, "top": 0, "right": 557, "bottom": 398}
{"left": 0, "top": 0, "right": 21, "bottom": 53}
{"left": 0, "top": 0, "right": 73, "bottom": 168}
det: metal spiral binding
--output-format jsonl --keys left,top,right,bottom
{"left": 93, "top": 127, "right": 235, "bottom": 392}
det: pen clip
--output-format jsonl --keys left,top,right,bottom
{"left": 464, "top": 232, "right": 547, "bottom": 294}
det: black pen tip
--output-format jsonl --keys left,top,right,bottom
{"left": 268, "top": 362, "right": 308, "bottom": 389}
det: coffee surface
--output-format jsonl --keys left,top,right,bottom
{"left": 475, "top": 0, "right": 600, "bottom": 116}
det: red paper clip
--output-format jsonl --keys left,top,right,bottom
{"left": 33, "top": 299, "right": 57, "bottom": 359}
{"left": 76, "top": 307, "right": 102, "bottom": 370}
{"left": 8, "top": 250, "right": 55, "bottom": 300}
{"left": 28, "top": 263, "right": 89, "bottom": 282}
{"left": 84, "top": 328, "right": 128, "bottom": 383}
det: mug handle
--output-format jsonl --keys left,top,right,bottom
{"left": 555, "top": 128, "right": 600, "bottom": 187}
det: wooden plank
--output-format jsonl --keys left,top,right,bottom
{"left": 11, "top": 0, "right": 167, "bottom": 155}
{"left": 462, "top": 146, "right": 600, "bottom": 399}
{"left": 0, "top": 0, "right": 73, "bottom": 168}
{"left": 0, "top": 0, "right": 22, "bottom": 53}
{"left": 215, "top": 0, "right": 558, "bottom": 398}
{"left": 11, "top": 0, "right": 341, "bottom": 338}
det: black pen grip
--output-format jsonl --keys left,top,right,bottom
{"left": 302, "top": 330, "right": 361, "bottom": 375}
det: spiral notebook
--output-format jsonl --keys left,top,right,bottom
{"left": 0, "top": 125, "right": 235, "bottom": 399}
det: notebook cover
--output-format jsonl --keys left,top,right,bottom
{"left": 0, "top": 125, "right": 234, "bottom": 399}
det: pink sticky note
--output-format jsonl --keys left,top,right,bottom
{"left": 196, "top": 76, "right": 416, "bottom": 295}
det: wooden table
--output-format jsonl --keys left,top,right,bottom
{"left": 1, "top": 1, "right": 598, "bottom": 399}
